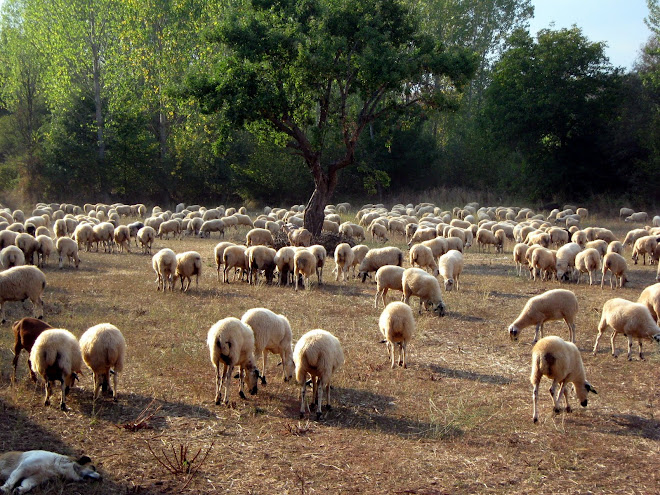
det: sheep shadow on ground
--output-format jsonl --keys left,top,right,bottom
{"left": 427, "top": 364, "right": 512, "bottom": 385}
{"left": 604, "top": 413, "right": 660, "bottom": 440}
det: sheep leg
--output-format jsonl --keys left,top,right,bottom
{"left": 315, "top": 377, "right": 326, "bottom": 419}
{"left": 59, "top": 380, "right": 68, "bottom": 411}
{"left": 533, "top": 324, "right": 542, "bottom": 344}
{"left": 561, "top": 383, "right": 572, "bottom": 413}
{"left": 549, "top": 380, "right": 562, "bottom": 414}
{"left": 93, "top": 372, "right": 102, "bottom": 400}
{"left": 374, "top": 290, "right": 381, "bottom": 309}
{"left": 44, "top": 380, "right": 53, "bottom": 406}
{"left": 261, "top": 352, "right": 268, "bottom": 385}
{"left": 112, "top": 368, "right": 118, "bottom": 401}
{"left": 387, "top": 341, "right": 395, "bottom": 369}
{"left": 610, "top": 330, "right": 619, "bottom": 358}
{"left": 532, "top": 382, "right": 540, "bottom": 423}
{"left": 626, "top": 335, "right": 634, "bottom": 361}
{"left": 214, "top": 365, "right": 222, "bottom": 405}
{"left": 299, "top": 378, "right": 307, "bottom": 418}
{"left": 11, "top": 341, "right": 21, "bottom": 382}
{"left": 401, "top": 342, "right": 407, "bottom": 368}
{"left": 455, "top": 275, "right": 460, "bottom": 291}
{"left": 222, "top": 364, "right": 232, "bottom": 404}
{"left": 638, "top": 340, "right": 644, "bottom": 360}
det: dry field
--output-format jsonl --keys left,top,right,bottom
{"left": 0, "top": 213, "right": 659, "bottom": 494}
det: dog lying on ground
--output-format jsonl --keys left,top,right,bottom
{"left": 0, "top": 450, "right": 101, "bottom": 494}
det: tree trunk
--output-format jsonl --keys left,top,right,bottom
{"left": 304, "top": 174, "right": 332, "bottom": 236}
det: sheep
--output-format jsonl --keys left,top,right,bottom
{"left": 92, "top": 222, "right": 115, "bottom": 253}
{"left": 625, "top": 211, "right": 648, "bottom": 223}
{"left": 379, "top": 302, "right": 415, "bottom": 369}
{"left": 308, "top": 245, "right": 327, "bottom": 285}
{"left": 333, "top": 243, "right": 354, "bottom": 283}
{"left": 593, "top": 298, "right": 660, "bottom": 360}
{"left": 0, "top": 230, "right": 19, "bottom": 250}
{"left": 607, "top": 241, "right": 624, "bottom": 256}
{"left": 157, "top": 219, "right": 182, "bottom": 240}
{"left": 56, "top": 237, "right": 80, "bottom": 269}
{"left": 623, "top": 228, "right": 647, "bottom": 247}
{"left": 445, "top": 236, "right": 464, "bottom": 253}
{"left": 213, "top": 242, "right": 234, "bottom": 282}
{"left": 358, "top": 246, "right": 404, "bottom": 283}
{"left": 408, "top": 227, "right": 436, "bottom": 247}
{"left": 508, "top": 289, "right": 578, "bottom": 343}
{"left": 246, "top": 246, "right": 277, "bottom": 285}
{"left": 113, "top": 225, "right": 131, "bottom": 253}
{"left": 241, "top": 308, "right": 295, "bottom": 384}
{"left": 11, "top": 317, "right": 53, "bottom": 382}
{"left": 15, "top": 233, "right": 39, "bottom": 266}
{"left": 476, "top": 228, "right": 502, "bottom": 253}
{"left": 175, "top": 251, "right": 202, "bottom": 291}
{"left": 438, "top": 250, "right": 463, "bottom": 291}
{"left": 294, "top": 328, "right": 344, "bottom": 419}
{"left": 575, "top": 248, "right": 602, "bottom": 286}
{"left": 223, "top": 245, "right": 248, "bottom": 283}
{"left": 288, "top": 228, "right": 312, "bottom": 247}
{"left": 135, "top": 226, "right": 155, "bottom": 254}
{"left": 348, "top": 244, "right": 369, "bottom": 278}
{"left": 30, "top": 328, "right": 82, "bottom": 410}
{"left": 374, "top": 265, "right": 405, "bottom": 308}
{"left": 513, "top": 243, "right": 530, "bottom": 276}
{"left": 402, "top": 267, "right": 446, "bottom": 316}
{"left": 1, "top": 246, "right": 25, "bottom": 269}
{"left": 368, "top": 222, "right": 389, "bottom": 242}
{"left": 530, "top": 336, "right": 597, "bottom": 423}
{"left": 531, "top": 247, "right": 557, "bottom": 282}
{"left": 555, "top": 242, "right": 582, "bottom": 281}
{"left": 571, "top": 230, "right": 587, "bottom": 248}
{"left": 79, "top": 323, "right": 126, "bottom": 401}
{"left": 409, "top": 244, "right": 439, "bottom": 276}
{"left": 585, "top": 239, "right": 607, "bottom": 258}
{"left": 421, "top": 237, "right": 448, "bottom": 262}
{"left": 274, "top": 246, "right": 296, "bottom": 286}
{"left": 294, "top": 248, "right": 317, "bottom": 291}
{"left": 631, "top": 235, "right": 658, "bottom": 265}
{"left": 246, "top": 228, "right": 274, "bottom": 247}
{"left": 34, "top": 235, "right": 53, "bottom": 268}
{"left": 601, "top": 252, "right": 628, "bottom": 289}
{"left": 207, "top": 317, "right": 260, "bottom": 405}
{"left": 152, "top": 248, "right": 177, "bottom": 291}
{"left": 657, "top": 262, "right": 660, "bottom": 283}
{"left": 638, "top": 283, "right": 660, "bottom": 323}
{"left": 0, "top": 265, "right": 46, "bottom": 324}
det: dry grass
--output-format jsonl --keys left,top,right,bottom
{"left": 1, "top": 216, "right": 659, "bottom": 494}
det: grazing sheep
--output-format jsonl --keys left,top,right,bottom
{"left": 34, "top": 235, "right": 53, "bottom": 268}
{"left": 638, "top": 283, "right": 660, "bottom": 323}
{"left": 246, "top": 246, "right": 276, "bottom": 285}
{"left": 0, "top": 230, "right": 19, "bottom": 250}
{"left": 207, "top": 317, "right": 260, "bottom": 405}
{"left": 379, "top": 302, "right": 415, "bottom": 369}
{"left": 56, "top": 237, "right": 80, "bottom": 269}
{"left": 607, "top": 241, "right": 624, "bottom": 255}
{"left": 294, "top": 329, "right": 344, "bottom": 419}
{"left": 1, "top": 246, "right": 25, "bottom": 269}
{"left": 571, "top": 230, "right": 587, "bottom": 248}
{"left": 241, "top": 308, "right": 295, "bottom": 384}
{"left": 274, "top": 246, "right": 296, "bottom": 286}
{"left": 127, "top": 221, "right": 144, "bottom": 246}
{"left": 92, "top": 222, "right": 115, "bottom": 253}
{"left": 54, "top": 219, "right": 68, "bottom": 239}
{"left": 214, "top": 242, "right": 235, "bottom": 282}
{"left": 476, "top": 228, "right": 502, "bottom": 253}
{"left": 402, "top": 267, "right": 446, "bottom": 316}
{"left": 294, "top": 248, "right": 317, "bottom": 291}
{"left": 152, "top": 248, "right": 177, "bottom": 291}
{"left": 368, "top": 222, "right": 389, "bottom": 242}
{"left": 175, "top": 251, "right": 202, "bottom": 291}
{"left": 74, "top": 223, "right": 94, "bottom": 251}
{"left": 508, "top": 289, "right": 578, "bottom": 343}
{"left": 374, "top": 265, "right": 405, "bottom": 308}
{"left": 555, "top": 242, "right": 582, "bottom": 282}
{"left": 11, "top": 317, "right": 52, "bottom": 382}
{"left": 308, "top": 245, "right": 327, "bottom": 285}
{"left": 137, "top": 226, "right": 156, "bottom": 254}
{"left": 531, "top": 336, "right": 597, "bottom": 423}
{"left": 625, "top": 211, "right": 648, "bottom": 223}
{"left": 79, "top": 323, "right": 126, "bottom": 400}
{"left": 349, "top": 244, "right": 369, "bottom": 278}
{"left": 288, "top": 228, "right": 312, "bottom": 247}
{"left": 15, "top": 233, "right": 39, "bottom": 266}
{"left": 0, "top": 265, "right": 46, "bottom": 323}
{"left": 113, "top": 225, "right": 131, "bottom": 253}
{"left": 445, "top": 236, "right": 464, "bottom": 253}
{"left": 513, "top": 243, "right": 530, "bottom": 276}
{"left": 358, "top": 246, "right": 404, "bottom": 283}
{"left": 631, "top": 235, "right": 658, "bottom": 265}
{"left": 334, "top": 243, "right": 355, "bottom": 282}
{"left": 585, "top": 240, "right": 607, "bottom": 258}
{"left": 594, "top": 298, "right": 660, "bottom": 360}
{"left": 158, "top": 219, "right": 182, "bottom": 240}
{"left": 623, "top": 228, "right": 647, "bottom": 247}
{"left": 531, "top": 247, "right": 557, "bottom": 282}
{"left": 246, "top": 228, "right": 274, "bottom": 247}
{"left": 30, "top": 329, "right": 82, "bottom": 410}
{"left": 438, "top": 250, "right": 463, "bottom": 291}
{"left": 619, "top": 207, "right": 634, "bottom": 218}
{"left": 223, "top": 245, "right": 248, "bottom": 283}
{"left": 422, "top": 237, "right": 448, "bottom": 262}
{"left": 407, "top": 227, "right": 436, "bottom": 247}
{"left": 409, "top": 244, "right": 439, "bottom": 276}
{"left": 601, "top": 252, "right": 628, "bottom": 289}
{"left": 575, "top": 248, "right": 602, "bottom": 286}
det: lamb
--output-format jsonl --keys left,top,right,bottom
{"left": 438, "top": 250, "right": 463, "bottom": 291}
{"left": 274, "top": 246, "right": 296, "bottom": 286}
{"left": 402, "top": 267, "right": 446, "bottom": 316}
{"left": 508, "top": 289, "right": 578, "bottom": 343}
{"left": 30, "top": 328, "right": 82, "bottom": 410}
{"left": 246, "top": 228, "right": 274, "bottom": 247}
{"left": 294, "top": 328, "right": 344, "bottom": 419}
{"left": 631, "top": 235, "right": 658, "bottom": 265}
{"left": 531, "top": 247, "right": 557, "bottom": 282}
{"left": 593, "top": 298, "right": 660, "bottom": 360}
{"left": 56, "top": 237, "right": 80, "bottom": 269}
{"left": 11, "top": 317, "right": 52, "bottom": 382}
{"left": 358, "top": 246, "right": 404, "bottom": 283}
{"left": 137, "top": 226, "right": 156, "bottom": 254}
{"left": 601, "top": 252, "right": 628, "bottom": 289}
{"left": 223, "top": 245, "right": 248, "bottom": 283}
{"left": 152, "top": 248, "right": 177, "bottom": 291}
{"left": 241, "top": 308, "right": 295, "bottom": 384}
{"left": 575, "top": 248, "right": 602, "bottom": 285}
{"left": 288, "top": 228, "right": 312, "bottom": 247}
{"left": 0, "top": 265, "right": 46, "bottom": 323}
{"left": 294, "top": 248, "right": 317, "bottom": 291}
{"left": 214, "top": 242, "right": 235, "bottom": 282}
{"left": 379, "top": 301, "right": 415, "bottom": 369}
{"left": 175, "top": 251, "right": 202, "bottom": 291}
{"left": 530, "top": 336, "right": 597, "bottom": 423}
{"left": 79, "top": 323, "right": 126, "bottom": 401}
{"left": 638, "top": 283, "right": 660, "bottom": 323}
{"left": 15, "top": 233, "right": 39, "bottom": 266}
{"left": 409, "top": 244, "right": 439, "bottom": 276}
{"left": 1, "top": 245, "right": 25, "bottom": 269}
{"left": 308, "top": 245, "right": 327, "bottom": 285}
{"left": 207, "top": 317, "right": 260, "bottom": 404}
{"left": 374, "top": 265, "right": 405, "bottom": 308}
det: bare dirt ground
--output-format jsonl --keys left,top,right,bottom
{"left": 0, "top": 215, "right": 658, "bottom": 494}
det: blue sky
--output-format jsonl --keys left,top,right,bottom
{"left": 528, "top": 0, "right": 653, "bottom": 70}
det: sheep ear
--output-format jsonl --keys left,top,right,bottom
{"left": 76, "top": 455, "right": 92, "bottom": 465}
{"left": 586, "top": 383, "right": 598, "bottom": 394}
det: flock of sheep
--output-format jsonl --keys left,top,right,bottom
{"left": 3, "top": 199, "right": 660, "bottom": 426}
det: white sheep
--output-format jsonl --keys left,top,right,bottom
{"left": 175, "top": 251, "right": 202, "bottom": 291}
{"left": 137, "top": 226, "right": 156, "bottom": 254}
{"left": 15, "top": 233, "right": 39, "bottom": 266}
{"left": 246, "top": 245, "right": 277, "bottom": 285}
{"left": 402, "top": 267, "right": 446, "bottom": 316}
{"left": 1, "top": 245, "right": 25, "bottom": 269}
{"left": 30, "top": 328, "right": 82, "bottom": 410}
{"left": 368, "top": 222, "right": 388, "bottom": 242}
{"left": 0, "top": 265, "right": 46, "bottom": 323}
{"left": 476, "top": 228, "right": 501, "bottom": 253}
{"left": 407, "top": 227, "right": 436, "bottom": 247}
{"left": 294, "top": 329, "right": 344, "bottom": 419}
{"left": 601, "top": 252, "right": 628, "bottom": 289}
{"left": 575, "top": 248, "right": 601, "bottom": 286}
{"left": 374, "top": 265, "right": 405, "bottom": 308}
{"left": 214, "top": 242, "right": 235, "bottom": 282}
{"left": 79, "top": 323, "right": 126, "bottom": 401}
{"left": 56, "top": 237, "right": 80, "bottom": 269}
{"left": 358, "top": 246, "right": 403, "bottom": 283}
{"left": 555, "top": 242, "right": 582, "bottom": 281}
{"left": 294, "top": 248, "right": 317, "bottom": 291}
{"left": 379, "top": 301, "right": 415, "bottom": 369}
{"left": 513, "top": 243, "right": 530, "bottom": 276}
{"left": 438, "top": 250, "right": 463, "bottom": 291}
{"left": 223, "top": 245, "right": 248, "bottom": 283}
{"left": 207, "top": 317, "right": 260, "bottom": 404}
{"left": 241, "top": 308, "right": 295, "bottom": 384}
{"left": 308, "top": 245, "right": 327, "bottom": 285}
{"left": 625, "top": 211, "right": 648, "bottom": 223}
{"left": 246, "top": 228, "right": 274, "bottom": 247}
{"left": 92, "top": 222, "right": 115, "bottom": 253}
{"left": 274, "top": 246, "right": 296, "bottom": 286}
{"left": 530, "top": 336, "right": 597, "bottom": 423}
{"left": 607, "top": 241, "right": 624, "bottom": 256}
{"left": 113, "top": 225, "right": 131, "bottom": 253}
{"left": 508, "top": 289, "right": 578, "bottom": 343}
{"left": 594, "top": 298, "right": 660, "bottom": 360}
{"left": 348, "top": 244, "right": 369, "bottom": 278}
{"left": 158, "top": 219, "right": 182, "bottom": 240}
{"left": 531, "top": 247, "right": 557, "bottom": 282}
{"left": 409, "top": 243, "right": 439, "bottom": 276}
{"left": 334, "top": 243, "right": 355, "bottom": 282}
{"left": 445, "top": 236, "right": 464, "bottom": 253}
{"left": 152, "top": 248, "right": 177, "bottom": 291}
{"left": 638, "top": 283, "right": 660, "bottom": 323}
{"left": 421, "top": 237, "right": 448, "bottom": 262}
{"left": 287, "top": 227, "right": 312, "bottom": 247}
{"left": 631, "top": 235, "right": 658, "bottom": 265}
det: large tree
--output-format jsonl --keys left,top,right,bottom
{"left": 184, "top": 0, "right": 476, "bottom": 234}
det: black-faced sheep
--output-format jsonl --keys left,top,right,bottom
{"left": 508, "top": 289, "right": 578, "bottom": 343}
{"left": 379, "top": 302, "right": 415, "bottom": 369}
{"left": 246, "top": 246, "right": 277, "bottom": 285}
{"left": 530, "top": 336, "right": 597, "bottom": 423}
{"left": 79, "top": 323, "right": 126, "bottom": 401}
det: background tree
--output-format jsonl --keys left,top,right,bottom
{"left": 183, "top": 0, "right": 477, "bottom": 234}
